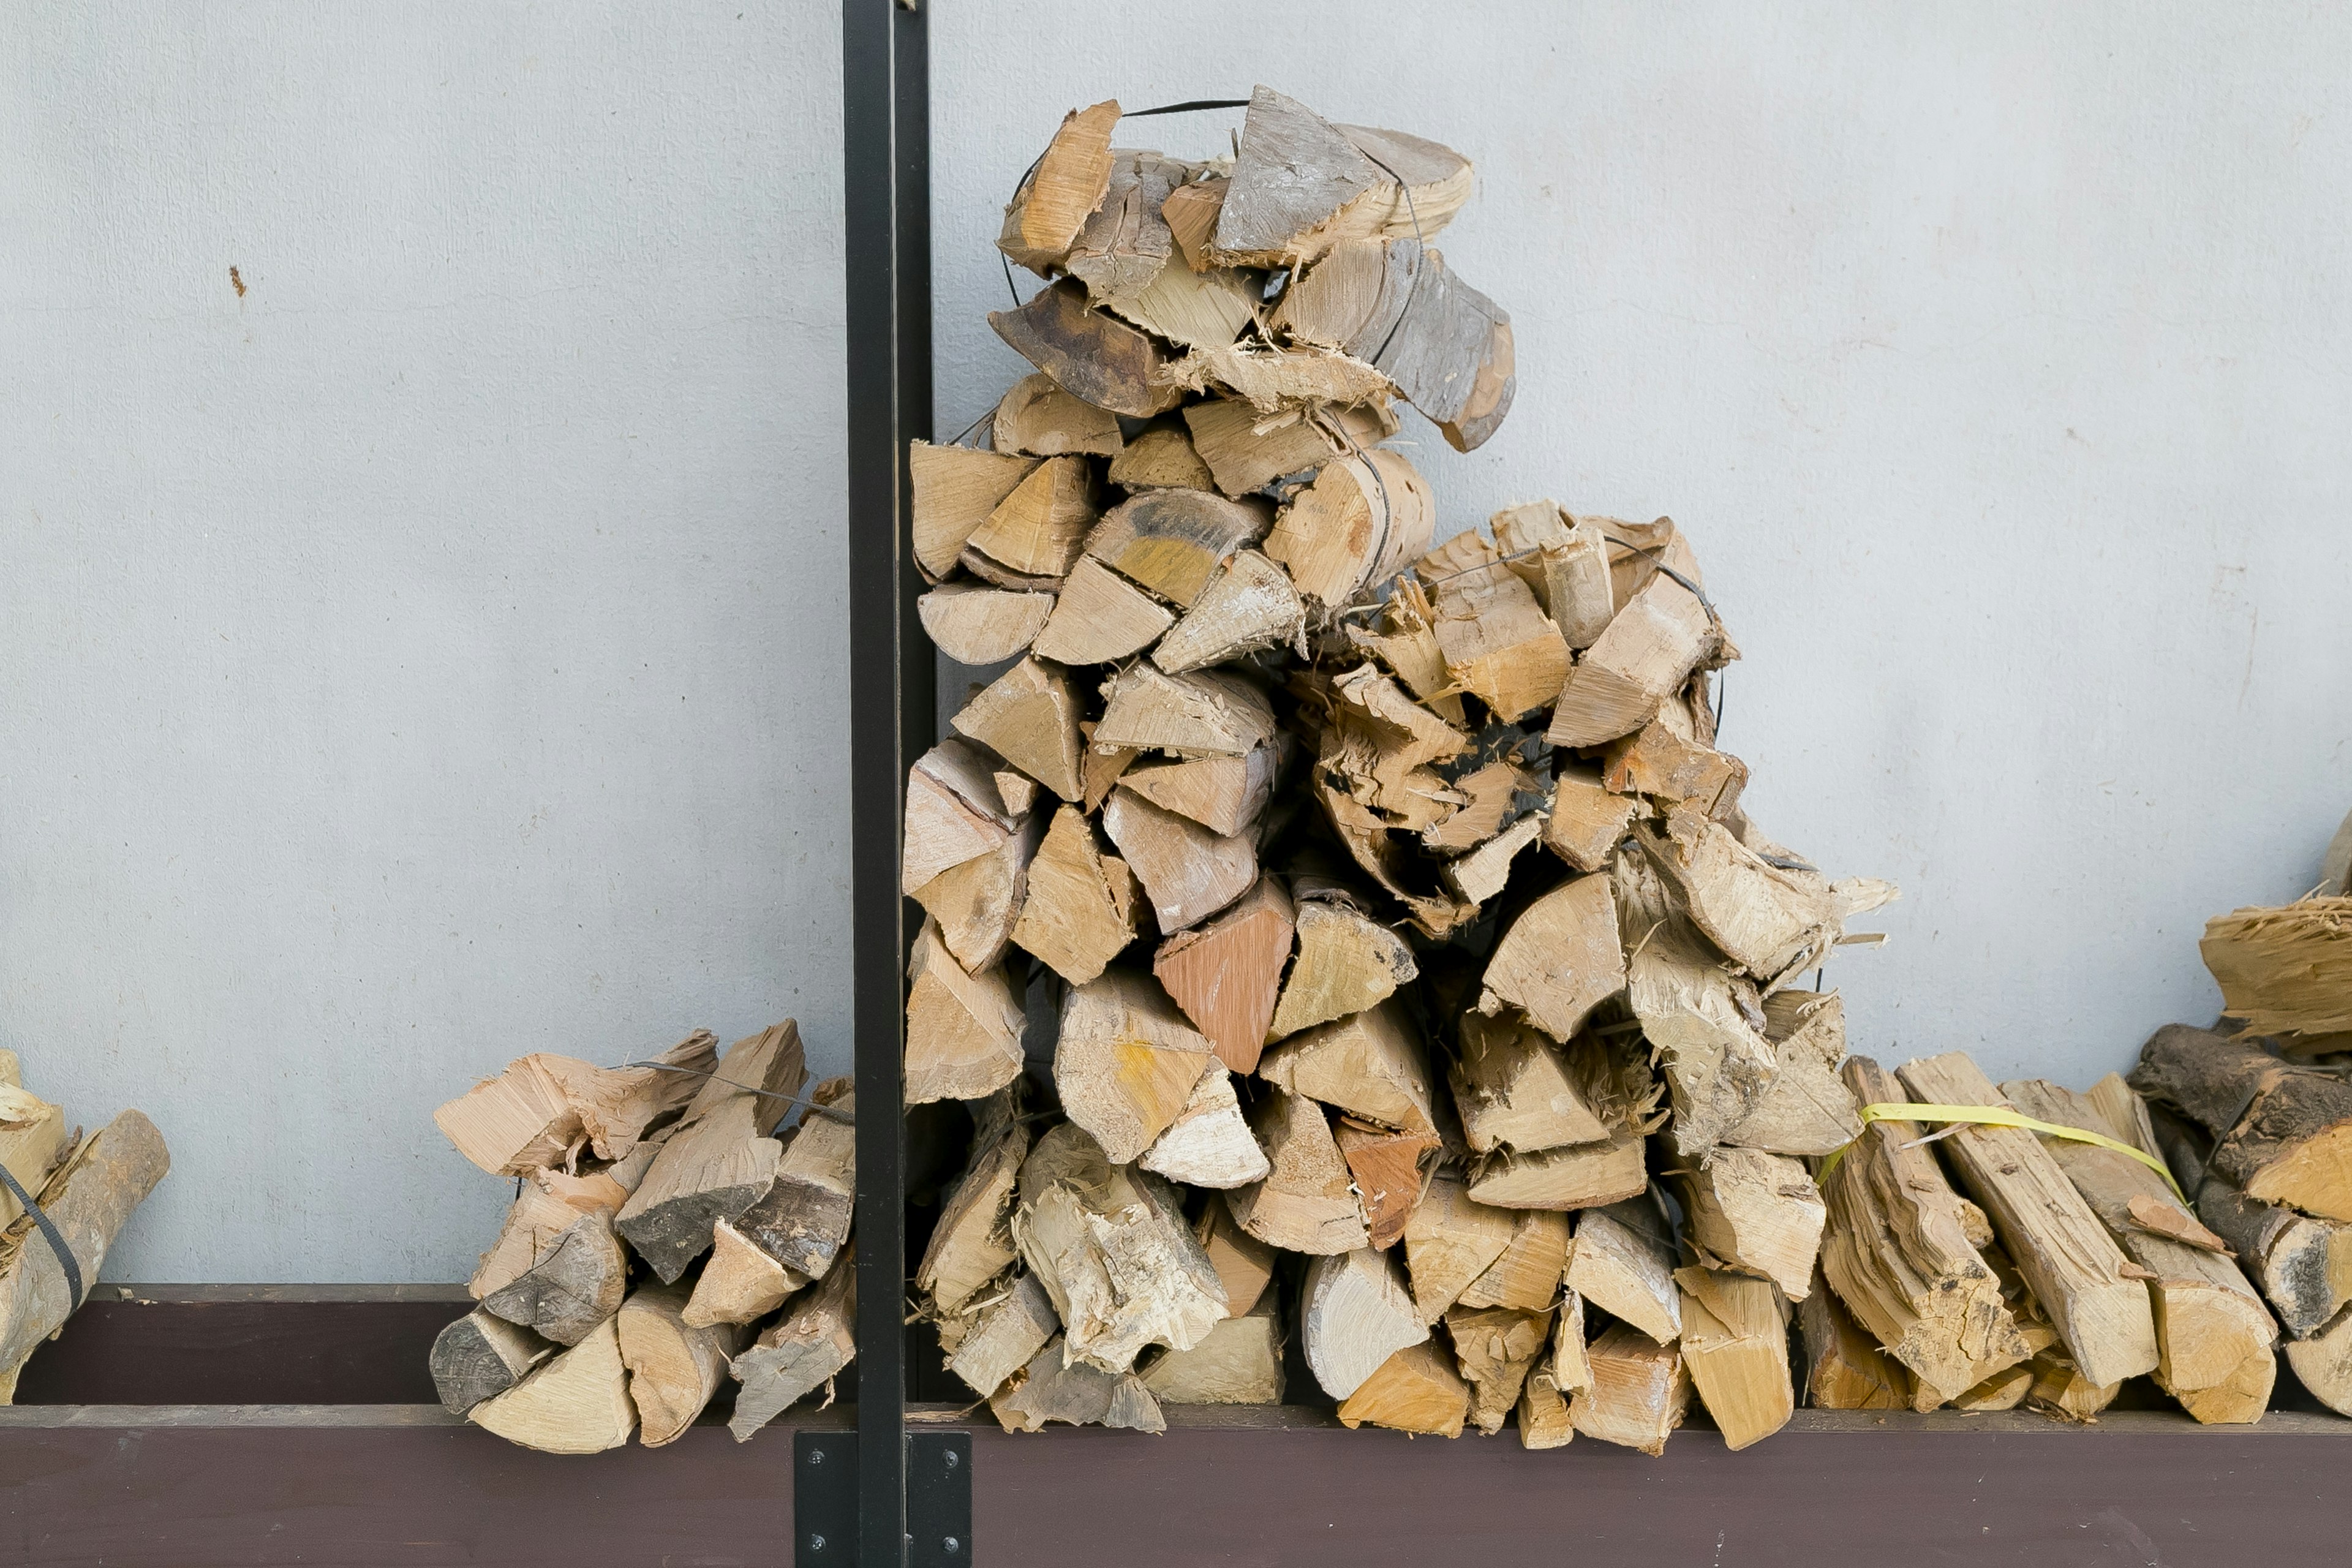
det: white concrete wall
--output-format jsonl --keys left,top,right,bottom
{"left": 5, "top": 2, "right": 2347, "bottom": 1281}
{"left": 2, "top": 2, "right": 850, "bottom": 1281}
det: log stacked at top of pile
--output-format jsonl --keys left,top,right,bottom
{"left": 429, "top": 1021, "right": 858, "bottom": 1450}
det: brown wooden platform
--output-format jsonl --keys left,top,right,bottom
{"left": 7, "top": 1287, "right": 2352, "bottom": 1566}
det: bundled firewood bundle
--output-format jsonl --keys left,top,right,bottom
{"left": 0, "top": 1052, "right": 168, "bottom": 1400}
{"left": 428, "top": 1021, "right": 858, "bottom": 1450}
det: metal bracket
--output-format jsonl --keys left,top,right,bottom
{"left": 797, "top": 1430, "right": 972, "bottom": 1567}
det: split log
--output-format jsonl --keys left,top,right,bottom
{"left": 1139, "top": 1297, "right": 1285, "bottom": 1406}
{"left": 1064, "top": 148, "right": 1183, "bottom": 304}
{"left": 1154, "top": 876, "right": 1295, "bottom": 1072}
{"left": 909, "top": 442, "right": 1038, "bottom": 579}
{"left": 1346, "top": 577, "right": 1464, "bottom": 725}
{"left": 1604, "top": 719, "right": 1747, "bottom": 820}
{"left": 1948, "top": 1363, "right": 2036, "bottom": 1412}
{"left": 1010, "top": 805, "right": 1139, "bottom": 986}
{"left": 1451, "top": 1013, "right": 1610, "bottom": 1155}
{"left": 1107, "top": 421, "right": 1216, "bottom": 491}
{"left": 1094, "top": 663, "right": 1278, "bottom": 758}
{"left": 1182, "top": 398, "right": 1393, "bottom": 497}
{"left": 1466, "top": 1126, "right": 1649, "bottom": 1212}
{"left": 993, "top": 371, "right": 1121, "bottom": 457}
{"left": 0, "top": 1084, "right": 66, "bottom": 1229}
{"left": 2201, "top": 898, "right": 2352, "bottom": 1043}
{"left": 1085, "top": 489, "right": 1274, "bottom": 608}
{"left": 2130, "top": 1023, "right": 2352, "bottom": 1221}
{"left": 2192, "top": 1167, "right": 2352, "bottom": 1338}
{"left": 1055, "top": 968, "right": 1217, "bottom": 1163}
{"left": 1679, "top": 1147, "right": 1825, "bottom": 1302}
{"left": 951, "top": 656, "right": 1085, "bottom": 803}
{"left": 1518, "top": 1352, "right": 1575, "bottom": 1449}
{"left": 901, "top": 739, "right": 1020, "bottom": 895}
{"left": 1303, "top": 1244, "right": 1430, "bottom": 1400}
{"left": 1421, "top": 755, "right": 1541, "bottom": 857}
{"left": 963, "top": 454, "right": 1099, "bottom": 583}
{"left": 1140, "top": 1063, "right": 1270, "bottom": 1189}
{"left": 1488, "top": 507, "right": 1613, "bottom": 647}
{"left": 1724, "top": 989, "right": 1861, "bottom": 1156}
{"left": 1153, "top": 551, "right": 1305, "bottom": 674}
{"left": 1321, "top": 660, "right": 1472, "bottom": 831}
{"left": 434, "top": 1032, "right": 717, "bottom": 1177}
{"left": 1551, "top": 1287, "right": 1594, "bottom": 1398}
{"left": 1334, "top": 1339, "right": 1469, "bottom": 1437}
{"left": 1458, "top": 1209, "right": 1572, "bottom": 1313}
{"left": 469, "top": 1315, "right": 635, "bottom": 1455}
{"left": 1318, "top": 778, "right": 1479, "bottom": 941}
{"left": 2283, "top": 1303, "right": 2352, "bottom": 1418}
{"left": 684, "top": 1216, "right": 804, "bottom": 1329}
{"left": 1640, "top": 806, "right": 1834, "bottom": 982}
{"left": 1617, "top": 856, "right": 1775, "bottom": 1155}
{"left": 1544, "top": 763, "right": 1638, "bottom": 873}
{"left": 729, "top": 1240, "right": 858, "bottom": 1441}
{"left": 1797, "top": 1275, "right": 1910, "bottom": 1410}
{"left": 1264, "top": 449, "right": 1434, "bottom": 610}
{"left": 904, "top": 918, "right": 1025, "bottom": 1104}
{"left": 946, "top": 1270, "right": 1058, "bottom": 1400}
{"left": 1335, "top": 1117, "right": 1438, "bottom": 1250}
{"left": 1196, "top": 1191, "right": 1278, "bottom": 1317}
{"left": 1123, "top": 748, "right": 1279, "bottom": 838}
{"left": 430, "top": 1308, "right": 551, "bottom": 1415}
{"left": 990, "top": 277, "right": 1180, "bottom": 418}
{"left": 1012, "top": 1125, "right": 1226, "bottom": 1370}
{"left": 1259, "top": 998, "right": 1438, "bottom": 1139}
{"left": 1102, "top": 786, "right": 1257, "bottom": 933}
{"left": 998, "top": 100, "right": 1120, "bottom": 271}
{"left": 735, "top": 1080, "right": 855, "bottom": 1283}
{"left": 1031, "top": 556, "right": 1174, "bottom": 666}
{"left": 1566, "top": 1199, "right": 1682, "bottom": 1346}
{"left": 1107, "top": 254, "right": 1259, "bottom": 352}
{"left": 2025, "top": 1348, "right": 2122, "bottom": 1422}
{"left": 1476, "top": 873, "right": 1625, "bottom": 1044}
{"left": 918, "top": 581, "right": 1056, "bottom": 668}
{"left": 1161, "top": 175, "right": 1224, "bottom": 272}
{"left": 1569, "top": 1323, "right": 1688, "bottom": 1455}
{"left": 482, "top": 1210, "right": 627, "bottom": 1346}
{"left": 916, "top": 1093, "right": 1028, "bottom": 1316}
{"left": 618, "top": 1281, "right": 748, "bottom": 1447}
{"left": 992, "top": 1336, "right": 1165, "bottom": 1433}
{"left": 1893, "top": 1053, "right": 2156, "bottom": 1389}
{"left": 469, "top": 1170, "right": 624, "bottom": 1301}
{"left": 615, "top": 1022, "right": 807, "bottom": 1283}
{"left": 0, "top": 1110, "right": 168, "bottom": 1378}
{"left": 1675, "top": 1267, "right": 1793, "bottom": 1450}
{"left": 1209, "top": 86, "right": 1474, "bottom": 271}
{"left": 1403, "top": 1168, "right": 1520, "bottom": 1322}
{"left": 1227, "top": 1087, "right": 1370, "bottom": 1254}
{"left": 1441, "top": 813, "right": 1545, "bottom": 907}
{"left": 1267, "top": 895, "right": 1418, "bottom": 1041}
{"left": 911, "top": 813, "right": 1039, "bottom": 974}
{"left": 1815, "top": 1055, "right": 2029, "bottom": 1404}
{"left": 1547, "top": 567, "right": 1720, "bottom": 749}
{"left": 1163, "top": 338, "right": 1394, "bottom": 413}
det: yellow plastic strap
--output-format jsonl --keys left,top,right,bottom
{"left": 1820, "top": 1102, "right": 2185, "bottom": 1201}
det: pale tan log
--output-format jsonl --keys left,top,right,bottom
{"left": 1604, "top": 718, "right": 1747, "bottom": 819}
{"left": 1161, "top": 339, "right": 1393, "bottom": 413}
{"left": 1566, "top": 1200, "right": 1682, "bottom": 1346}
{"left": 1440, "top": 813, "right": 1546, "bottom": 907}
{"left": 1403, "top": 1168, "right": 1520, "bottom": 1323}
{"left": 1258, "top": 998, "right": 1436, "bottom": 1139}
{"left": 1196, "top": 1191, "right": 1278, "bottom": 1318}
{"left": 728, "top": 1240, "right": 857, "bottom": 1441}
{"left": 1182, "top": 398, "right": 1393, "bottom": 497}
{"left": 1724, "top": 989, "right": 1861, "bottom": 1156}
{"left": 1139, "top": 1297, "right": 1285, "bottom": 1405}
{"left": 2201, "top": 897, "right": 2352, "bottom": 1042}
{"left": 1617, "top": 856, "right": 1775, "bottom": 1156}
{"left": 1209, "top": 87, "right": 1474, "bottom": 270}
{"left": 998, "top": 99, "right": 1119, "bottom": 271}
{"left": 1949, "top": 1363, "right": 2036, "bottom": 1412}
{"left": 911, "top": 812, "right": 1039, "bottom": 974}
{"left": 993, "top": 371, "right": 1121, "bottom": 457}
{"left": 1317, "top": 778, "right": 1479, "bottom": 941}
{"left": 915, "top": 1093, "right": 1027, "bottom": 1316}
{"left": 2023, "top": 1348, "right": 2123, "bottom": 1422}
{"left": 951, "top": 656, "right": 1084, "bottom": 803}
{"left": 918, "top": 582, "right": 1056, "bottom": 667}
{"left": 991, "top": 1336, "right": 1166, "bottom": 1433}
{"left": 2132, "top": 1023, "right": 2352, "bottom": 1221}
{"left": 909, "top": 442, "right": 1038, "bottom": 580}
{"left": 1547, "top": 568, "right": 1719, "bottom": 748}
{"left": 1152, "top": 551, "right": 1305, "bottom": 675}
{"left": 739, "top": 1079, "right": 855, "bottom": 1284}
{"left": 1798, "top": 1272, "right": 1911, "bottom": 1409}
{"left": 1161, "top": 175, "right": 1224, "bottom": 272}
{"left": 1675, "top": 1267, "right": 1793, "bottom": 1450}
{"left": 1681, "top": 1148, "right": 1825, "bottom": 1302}
{"left": 1265, "top": 448, "right": 1434, "bottom": 609}
{"left": 1153, "top": 875, "right": 1294, "bottom": 1073}
{"left": 430, "top": 1308, "right": 551, "bottom": 1415}
{"left": 1107, "top": 421, "right": 1215, "bottom": 491}
{"left": 1140, "top": 1063, "right": 1270, "bottom": 1189}
{"left": 1896, "top": 1053, "right": 2158, "bottom": 1390}
{"left": 1055, "top": 969, "right": 1216, "bottom": 1163}
{"left": 1815, "top": 1056, "right": 2028, "bottom": 1404}
{"left": 1335, "top": 1117, "right": 1437, "bottom": 1251}
{"left": 469, "top": 1172, "right": 622, "bottom": 1302}
{"left": 1109, "top": 255, "right": 1259, "bottom": 351}
{"left": 434, "top": 1032, "right": 717, "bottom": 1177}
{"left": 1640, "top": 806, "right": 1836, "bottom": 981}
{"left": 469, "top": 1316, "right": 635, "bottom": 1455}
{"left": 1266, "top": 897, "right": 1417, "bottom": 1042}
{"left": 1466, "top": 1126, "right": 1649, "bottom": 1212}
{"left": 1085, "top": 488, "right": 1274, "bottom": 607}
{"left": 1227, "top": 1087, "right": 1370, "bottom": 1255}
{"left": 1095, "top": 663, "right": 1278, "bottom": 758}
{"left": 1334, "top": 1339, "right": 1469, "bottom": 1437}
{"left": 900, "top": 739, "right": 1019, "bottom": 896}
{"left": 1551, "top": 1287, "right": 1595, "bottom": 1397}
{"left": 1303, "top": 1244, "right": 1430, "bottom": 1400}
{"left": 1518, "top": 1353, "right": 1575, "bottom": 1449}
{"left": 963, "top": 456, "right": 1099, "bottom": 583}
{"left": 1031, "top": 556, "right": 1174, "bottom": 666}
{"left": 1459, "top": 1210, "right": 1572, "bottom": 1312}
{"left": 1427, "top": 562, "right": 1567, "bottom": 722}
{"left": 1122, "top": 747, "right": 1279, "bottom": 839}
{"left": 1063, "top": 147, "right": 1182, "bottom": 301}
{"left": 684, "top": 1217, "right": 805, "bottom": 1329}
{"left": 482, "top": 1210, "right": 627, "bottom": 1346}
{"left": 617, "top": 1281, "right": 748, "bottom": 1447}
{"left": 1102, "top": 786, "right": 1257, "bottom": 933}
{"left": 1476, "top": 873, "right": 1624, "bottom": 1044}
{"left": 1569, "top": 1323, "right": 1689, "bottom": 1455}
{"left": 2283, "top": 1302, "right": 2352, "bottom": 1418}
{"left": 1449, "top": 1312, "right": 1551, "bottom": 1431}
{"left": 2191, "top": 1166, "right": 2352, "bottom": 1338}
{"left": 904, "top": 919, "right": 1025, "bottom": 1105}
{"left": 1519, "top": 516, "right": 1615, "bottom": 649}
{"left": 993, "top": 771, "right": 1039, "bottom": 816}
{"left": 1544, "top": 763, "right": 1638, "bottom": 873}
{"left": 1452, "top": 1013, "right": 1610, "bottom": 1156}
{"left": 1345, "top": 576, "right": 1464, "bottom": 725}
{"left": 1420, "top": 756, "right": 1538, "bottom": 856}
{"left": 1009, "top": 804, "right": 1139, "bottom": 986}
{"left": 946, "top": 1271, "right": 1058, "bottom": 1400}
{"left": 0, "top": 1111, "right": 167, "bottom": 1376}
{"left": 990, "top": 278, "right": 1180, "bottom": 418}
{"left": 0, "top": 1084, "right": 66, "bottom": 1229}
{"left": 1320, "top": 660, "right": 1472, "bottom": 831}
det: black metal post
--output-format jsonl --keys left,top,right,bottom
{"left": 843, "top": 1, "right": 930, "bottom": 1566}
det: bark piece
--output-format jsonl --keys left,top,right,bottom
{"left": 1031, "top": 555, "right": 1173, "bottom": 666}
{"left": 728, "top": 1240, "right": 858, "bottom": 1441}
{"left": 909, "top": 442, "right": 1039, "bottom": 580}
{"left": 1267, "top": 897, "right": 1418, "bottom": 1042}
{"left": 991, "top": 1336, "right": 1166, "bottom": 1433}
{"left": 1103, "top": 786, "right": 1257, "bottom": 933}
{"left": 999, "top": 100, "right": 1120, "bottom": 270}
{"left": 684, "top": 1216, "right": 805, "bottom": 1329}
{"left": 619, "top": 1281, "right": 748, "bottom": 1447}
{"left": 1303, "top": 1244, "right": 1430, "bottom": 1400}
{"left": 963, "top": 455, "right": 1099, "bottom": 583}
{"left": 1336, "top": 1339, "right": 1471, "bottom": 1437}
{"left": 2132, "top": 1023, "right": 2352, "bottom": 1221}
{"left": 1675, "top": 1267, "right": 1793, "bottom": 1451}
{"left": 430, "top": 1308, "right": 551, "bottom": 1415}
{"left": 434, "top": 1033, "right": 717, "bottom": 1177}
{"left": 1798, "top": 1276, "right": 1911, "bottom": 1410}
{"left": 946, "top": 1271, "right": 1059, "bottom": 1400}
{"left": 1403, "top": 1169, "right": 1520, "bottom": 1323}
{"left": 916, "top": 1095, "right": 1028, "bottom": 1316}
{"left": 1153, "top": 551, "right": 1305, "bottom": 674}
{"left": 1107, "top": 421, "right": 1216, "bottom": 491}
{"left": 904, "top": 919, "right": 1025, "bottom": 1104}
{"left": 1569, "top": 1323, "right": 1689, "bottom": 1455}
{"left": 1085, "top": 488, "right": 1275, "bottom": 608}
{"left": 951, "top": 656, "right": 1084, "bottom": 804}
{"left": 1680, "top": 1148, "right": 1825, "bottom": 1302}
{"left": 990, "top": 277, "right": 1180, "bottom": 418}
{"left": 469, "top": 1316, "right": 635, "bottom": 1455}
{"left": 482, "top": 1210, "right": 628, "bottom": 1346}
{"left": 918, "top": 582, "right": 1056, "bottom": 667}
{"left": 1124, "top": 747, "right": 1279, "bottom": 839}
{"left": 1140, "top": 1063, "right": 1270, "bottom": 1189}
{"left": 1476, "top": 873, "right": 1625, "bottom": 1044}
{"left": 2201, "top": 899, "right": 2352, "bottom": 1041}
{"left": 993, "top": 370, "right": 1121, "bottom": 457}
{"left": 1459, "top": 1210, "right": 1573, "bottom": 1312}
{"left": 1259, "top": 998, "right": 1437, "bottom": 1138}
{"left": 1544, "top": 764, "right": 1638, "bottom": 873}
{"left": 1451, "top": 1013, "right": 1611, "bottom": 1156}
{"left": 1153, "top": 875, "right": 1295, "bottom": 1072}
{"left": 1010, "top": 805, "right": 1139, "bottom": 986}
{"left": 1196, "top": 1191, "right": 1278, "bottom": 1318}
{"left": 1335, "top": 1117, "right": 1439, "bottom": 1251}
{"left": 1547, "top": 568, "right": 1719, "bottom": 748}
{"left": 1227, "top": 1087, "right": 1370, "bottom": 1254}
{"left": 1055, "top": 969, "right": 1217, "bottom": 1163}
{"left": 1138, "top": 1297, "right": 1285, "bottom": 1405}
{"left": 1095, "top": 663, "right": 1278, "bottom": 758}
{"left": 1265, "top": 448, "right": 1434, "bottom": 609}
{"left": 614, "top": 1022, "right": 807, "bottom": 1283}
{"left": 1566, "top": 1200, "right": 1682, "bottom": 1346}
{"left": 1466, "top": 1126, "right": 1649, "bottom": 1212}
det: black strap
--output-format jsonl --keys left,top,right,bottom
{"left": 0, "top": 1161, "right": 82, "bottom": 1311}
{"left": 1121, "top": 99, "right": 1250, "bottom": 118}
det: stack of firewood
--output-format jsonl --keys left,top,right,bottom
{"left": 0, "top": 1054, "right": 167, "bottom": 1398}
{"left": 429, "top": 1022, "right": 857, "bottom": 1450}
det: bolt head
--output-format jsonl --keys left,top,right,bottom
{"left": 808, "top": 1534, "right": 826, "bottom": 1553}
{"left": 944, "top": 1537, "right": 962, "bottom": 1555}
